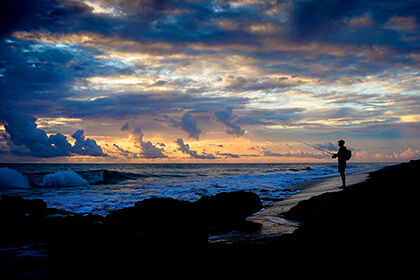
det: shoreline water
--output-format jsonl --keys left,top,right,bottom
{"left": 0, "top": 162, "right": 388, "bottom": 215}
{"left": 1, "top": 160, "right": 418, "bottom": 277}
{"left": 210, "top": 159, "right": 419, "bottom": 267}
{"left": 209, "top": 168, "right": 378, "bottom": 243}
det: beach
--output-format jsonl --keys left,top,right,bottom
{"left": 210, "top": 159, "right": 418, "bottom": 270}
{"left": 1, "top": 160, "right": 418, "bottom": 277}
{"left": 210, "top": 168, "right": 375, "bottom": 243}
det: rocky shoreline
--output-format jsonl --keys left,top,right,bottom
{"left": 211, "top": 159, "right": 418, "bottom": 267}
{"left": 1, "top": 191, "right": 263, "bottom": 278}
{"left": 1, "top": 159, "right": 418, "bottom": 277}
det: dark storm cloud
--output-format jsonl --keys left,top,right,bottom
{"left": 290, "top": 0, "right": 363, "bottom": 42}
{"left": 0, "top": 0, "right": 277, "bottom": 52}
{"left": 290, "top": 0, "right": 420, "bottom": 42}
{"left": 0, "top": 0, "right": 223, "bottom": 45}
{"left": 3, "top": 0, "right": 420, "bottom": 54}
{"left": 1, "top": 29, "right": 258, "bottom": 121}
{"left": 0, "top": 0, "right": 94, "bottom": 39}
{"left": 0, "top": 37, "right": 134, "bottom": 118}
{"left": 104, "top": 0, "right": 267, "bottom": 44}
{"left": 0, "top": 39, "right": 74, "bottom": 113}
{"left": 0, "top": 109, "right": 106, "bottom": 158}
{"left": 2, "top": 0, "right": 419, "bottom": 86}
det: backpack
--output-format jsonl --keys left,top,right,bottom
{"left": 345, "top": 149, "right": 352, "bottom": 161}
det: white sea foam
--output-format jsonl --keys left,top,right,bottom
{"left": 1, "top": 167, "right": 337, "bottom": 214}
{"left": 41, "top": 171, "right": 89, "bottom": 187}
{"left": 138, "top": 166, "right": 336, "bottom": 203}
{"left": 0, "top": 163, "right": 385, "bottom": 215}
{"left": 0, "top": 167, "right": 31, "bottom": 189}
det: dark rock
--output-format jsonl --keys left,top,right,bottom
{"left": 0, "top": 195, "right": 71, "bottom": 247}
{"left": 0, "top": 194, "right": 72, "bottom": 218}
{"left": 106, "top": 197, "right": 208, "bottom": 250}
{"left": 197, "top": 191, "right": 263, "bottom": 233}
{"left": 282, "top": 191, "right": 337, "bottom": 222}
{"left": 279, "top": 159, "right": 420, "bottom": 257}
{"left": 1, "top": 191, "right": 265, "bottom": 277}
{"left": 104, "top": 192, "right": 263, "bottom": 248}
{"left": 0, "top": 194, "right": 47, "bottom": 217}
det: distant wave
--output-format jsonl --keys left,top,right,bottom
{"left": 41, "top": 171, "right": 89, "bottom": 188}
{"left": 1, "top": 166, "right": 338, "bottom": 190}
{"left": 0, "top": 167, "right": 170, "bottom": 189}
{"left": 0, "top": 163, "right": 387, "bottom": 215}
{"left": 78, "top": 169, "right": 150, "bottom": 185}
{"left": 0, "top": 167, "right": 31, "bottom": 189}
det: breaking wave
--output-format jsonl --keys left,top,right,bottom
{"left": 0, "top": 163, "right": 386, "bottom": 215}
{"left": 0, "top": 167, "right": 31, "bottom": 189}
{"left": 41, "top": 171, "right": 89, "bottom": 188}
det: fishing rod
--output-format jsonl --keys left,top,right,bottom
{"left": 296, "top": 139, "right": 334, "bottom": 156}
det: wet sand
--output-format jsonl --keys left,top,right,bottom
{"left": 210, "top": 169, "right": 377, "bottom": 243}
{"left": 210, "top": 159, "right": 419, "bottom": 272}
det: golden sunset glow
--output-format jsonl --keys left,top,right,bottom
{"left": 1, "top": 0, "right": 419, "bottom": 163}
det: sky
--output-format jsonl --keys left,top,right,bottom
{"left": 0, "top": 0, "right": 419, "bottom": 163}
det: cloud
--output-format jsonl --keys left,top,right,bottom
{"left": 174, "top": 138, "right": 216, "bottom": 159}
{"left": 0, "top": 0, "right": 75, "bottom": 38}
{"left": 0, "top": 34, "right": 135, "bottom": 120}
{"left": 179, "top": 113, "right": 202, "bottom": 140}
{"left": 160, "top": 113, "right": 202, "bottom": 140}
{"left": 314, "top": 142, "right": 337, "bottom": 152}
{"left": 214, "top": 108, "right": 245, "bottom": 137}
{"left": 235, "top": 108, "right": 306, "bottom": 127}
{"left": 263, "top": 149, "right": 328, "bottom": 159}
{"left": 1, "top": 0, "right": 419, "bottom": 162}
{"left": 120, "top": 122, "right": 130, "bottom": 131}
{"left": 289, "top": 0, "right": 420, "bottom": 44}
{"left": 355, "top": 148, "right": 420, "bottom": 161}
{"left": 0, "top": 109, "right": 106, "bottom": 158}
{"left": 130, "top": 126, "right": 167, "bottom": 159}
{"left": 254, "top": 146, "right": 328, "bottom": 159}
{"left": 216, "top": 152, "right": 240, "bottom": 159}
{"left": 59, "top": 91, "right": 249, "bottom": 120}
{"left": 71, "top": 129, "right": 107, "bottom": 156}
{"left": 113, "top": 143, "right": 141, "bottom": 159}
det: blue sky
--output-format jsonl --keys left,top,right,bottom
{"left": 0, "top": 0, "right": 419, "bottom": 162}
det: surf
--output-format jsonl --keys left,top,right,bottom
{"left": 0, "top": 163, "right": 388, "bottom": 215}
{"left": 0, "top": 167, "right": 31, "bottom": 189}
{"left": 40, "top": 171, "right": 89, "bottom": 188}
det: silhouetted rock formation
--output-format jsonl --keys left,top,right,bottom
{"left": 3, "top": 159, "right": 418, "bottom": 276}
{"left": 280, "top": 159, "right": 419, "bottom": 257}
{"left": 0, "top": 191, "right": 263, "bottom": 278}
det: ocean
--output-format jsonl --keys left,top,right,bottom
{"left": 0, "top": 163, "right": 389, "bottom": 216}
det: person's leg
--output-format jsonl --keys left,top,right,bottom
{"left": 339, "top": 171, "right": 346, "bottom": 188}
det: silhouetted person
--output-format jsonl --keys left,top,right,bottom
{"left": 332, "top": 140, "right": 347, "bottom": 188}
